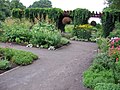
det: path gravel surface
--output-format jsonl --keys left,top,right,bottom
{"left": 0, "top": 41, "right": 97, "bottom": 90}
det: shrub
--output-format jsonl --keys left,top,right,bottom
{"left": 93, "top": 53, "right": 112, "bottom": 70}
{"left": 96, "top": 37, "right": 109, "bottom": 52}
{"left": 60, "top": 37, "right": 70, "bottom": 45}
{"left": 65, "top": 25, "right": 74, "bottom": 33}
{"left": 1, "top": 21, "right": 68, "bottom": 48}
{"left": 12, "top": 50, "right": 38, "bottom": 66}
{"left": 0, "top": 60, "right": 11, "bottom": 70}
{"left": 72, "top": 24, "right": 94, "bottom": 41}
{"left": 0, "top": 47, "right": 38, "bottom": 67}
{"left": 108, "top": 29, "right": 120, "bottom": 38}
{"left": 83, "top": 70, "right": 115, "bottom": 89}
{"left": 94, "top": 83, "right": 120, "bottom": 90}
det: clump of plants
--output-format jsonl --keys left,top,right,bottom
{"left": 0, "top": 47, "right": 38, "bottom": 71}
{"left": 0, "top": 19, "right": 69, "bottom": 49}
{"left": 83, "top": 36, "right": 120, "bottom": 90}
{"left": 72, "top": 24, "right": 96, "bottom": 41}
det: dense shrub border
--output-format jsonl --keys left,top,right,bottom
{"left": 0, "top": 19, "right": 70, "bottom": 49}
{"left": 0, "top": 47, "right": 38, "bottom": 73}
{"left": 83, "top": 36, "right": 120, "bottom": 90}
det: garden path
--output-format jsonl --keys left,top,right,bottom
{"left": 0, "top": 41, "right": 97, "bottom": 90}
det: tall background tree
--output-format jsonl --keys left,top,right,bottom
{"left": 29, "top": 0, "right": 52, "bottom": 8}
{"left": 0, "top": 0, "right": 11, "bottom": 21}
{"left": 10, "top": 0, "right": 26, "bottom": 10}
{"left": 106, "top": 0, "right": 120, "bottom": 9}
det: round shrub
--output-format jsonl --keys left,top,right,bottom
{"left": 0, "top": 60, "right": 11, "bottom": 70}
{"left": 62, "top": 17, "right": 72, "bottom": 24}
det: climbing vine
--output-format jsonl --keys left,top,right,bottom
{"left": 12, "top": 8, "right": 63, "bottom": 24}
{"left": 102, "top": 8, "right": 120, "bottom": 37}
{"left": 73, "top": 8, "right": 91, "bottom": 27}
{"left": 12, "top": 9, "right": 24, "bottom": 20}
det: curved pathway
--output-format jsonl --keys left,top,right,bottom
{"left": 0, "top": 41, "right": 97, "bottom": 90}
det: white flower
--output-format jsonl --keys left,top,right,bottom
{"left": 26, "top": 44, "right": 33, "bottom": 48}
{"left": 48, "top": 46, "right": 55, "bottom": 50}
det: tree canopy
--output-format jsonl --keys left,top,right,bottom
{"left": 29, "top": 0, "right": 52, "bottom": 8}
{"left": 10, "top": 0, "right": 26, "bottom": 10}
{"left": 0, "top": 0, "right": 11, "bottom": 21}
{"left": 106, "top": 0, "right": 120, "bottom": 9}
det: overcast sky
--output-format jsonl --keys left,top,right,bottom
{"left": 20, "top": 0, "right": 107, "bottom": 12}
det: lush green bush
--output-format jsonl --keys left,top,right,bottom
{"left": 60, "top": 38, "right": 70, "bottom": 45}
{"left": 0, "top": 47, "right": 38, "bottom": 67}
{"left": 108, "top": 29, "right": 120, "bottom": 38}
{"left": 72, "top": 24, "right": 95, "bottom": 41}
{"left": 0, "top": 60, "right": 11, "bottom": 70}
{"left": 83, "top": 53, "right": 115, "bottom": 89}
{"left": 12, "top": 50, "right": 38, "bottom": 65}
{"left": 96, "top": 37, "right": 109, "bottom": 52}
{"left": 115, "top": 22, "right": 120, "bottom": 30}
{"left": 83, "top": 69, "right": 115, "bottom": 89}
{"left": 1, "top": 20, "right": 69, "bottom": 48}
{"left": 65, "top": 25, "right": 74, "bottom": 33}
{"left": 93, "top": 53, "right": 113, "bottom": 70}
{"left": 94, "top": 83, "right": 120, "bottom": 90}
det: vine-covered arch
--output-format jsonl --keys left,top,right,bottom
{"left": 101, "top": 8, "right": 120, "bottom": 37}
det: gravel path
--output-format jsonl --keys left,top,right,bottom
{"left": 0, "top": 41, "right": 97, "bottom": 90}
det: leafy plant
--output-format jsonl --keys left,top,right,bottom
{"left": 0, "top": 60, "right": 11, "bottom": 70}
{"left": 73, "top": 8, "right": 91, "bottom": 26}
{"left": 94, "top": 83, "right": 120, "bottom": 90}
{"left": 96, "top": 37, "right": 109, "bottom": 52}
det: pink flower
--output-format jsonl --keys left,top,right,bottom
{"left": 116, "top": 58, "right": 119, "bottom": 62}
{"left": 111, "top": 46, "right": 114, "bottom": 49}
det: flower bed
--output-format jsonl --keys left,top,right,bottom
{"left": 0, "top": 47, "right": 38, "bottom": 74}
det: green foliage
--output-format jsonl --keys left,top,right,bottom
{"left": 115, "top": 22, "right": 120, "bottom": 30}
{"left": 13, "top": 8, "right": 63, "bottom": 23}
{"left": 94, "top": 83, "right": 120, "bottom": 90}
{"left": 0, "top": 60, "right": 11, "bottom": 70}
{"left": 0, "top": 47, "right": 38, "bottom": 67}
{"left": 10, "top": 0, "right": 26, "bottom": 10}
{"left": 72, "top": 24, "right": 94, "bottom": 41}
{"left": 1, "top": 20, "right": 68, "bottom": 48}
{"left": 106, "top": 0, "right": 120, "bottom": 10}
{"left": 83, "top": 70, "right": 115, "bottom": 89}
{"left": 12, "top": 9, "right": 24, "bottom": 19}
{"left": 60, "top": 38, "right": 70, "bottom": 45}
{"left": 65, "top": 25, "right": 74, "bottom": 33}
{"left": 109, "top": 29, "right": 120, "bottom": 38}
{"left": 92, "top": 53, "right": 114, "bottom": 70}
{"left": 29, "top": 0, "right": 52, "bottom": 8}
{"left": 0, "top": 0, "right": 11, "bottom": 21}
{"left": 102, "top": 7, "right": 120, "bottom": 37}
{"left": 73, "top": 8, "right": 91, "bottom": 26}
{"left": 96, "top": 37, "right": 109, "bottom": 52}
{"left": 30, "top": 22, "right": 62, "bottom": 47}
{"left": 83, "top": 53, "right": 115, "bottom": 89}
{"left": 12, "top": 51, "right": 37, "bottom": 65}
